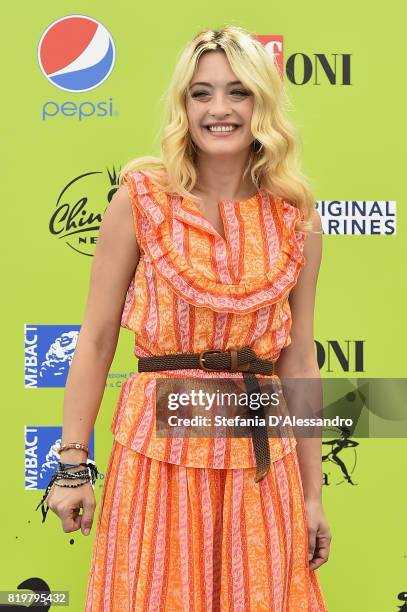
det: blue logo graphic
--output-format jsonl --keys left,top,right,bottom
{"left": 38, "top": 15, "right": 115, "bottom": 92}
{"left": 25, "top": 426, "right": 95, "bottom": 490}
{"left": 25, "top": 324, "right": 81, "bottom": 388}
{"left": 42, "top": 97, "right": 116, "bottom": 121}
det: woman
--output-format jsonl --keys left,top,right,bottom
{"left": 43, "top": 26, "right": 331, "bottom": 610}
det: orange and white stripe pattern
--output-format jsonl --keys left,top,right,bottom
{"left": 114, "top": 170, "right": 307, "bottom": 468}
{"left": 85, "top": 440, "right": 328, "bottom": 611}
{"left": 84, "top": 170, "right": 329, "bottom": 610}
{"left": 111, "top": 368, "right": 298, "bottom": 468}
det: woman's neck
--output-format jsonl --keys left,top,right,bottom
{"left": 193, "top": 152, "right": 258, "bottom": 202}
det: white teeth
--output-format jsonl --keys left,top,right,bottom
{"left": 208, "top": 125, "right": 237, "bottom": 132}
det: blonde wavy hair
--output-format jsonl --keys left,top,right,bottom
{"left": 119, "top": 25, "right": 317, "bottom": 233}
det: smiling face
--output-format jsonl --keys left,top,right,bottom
{"left": 185, "top": 50, "right": 255, "bottom": 157}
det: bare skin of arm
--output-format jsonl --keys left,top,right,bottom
{"left": 274, "top": 207, "right": 332, "bottom": 570}
{"left": 46, "top": 184, "right": 139, "bottom": 535}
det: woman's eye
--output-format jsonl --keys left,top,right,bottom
{"left": 190, "top": 90, "right": 250, "bottom": 99}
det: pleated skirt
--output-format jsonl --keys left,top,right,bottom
{"left": 84, "top": 440, "right": 328, "bottom": 611}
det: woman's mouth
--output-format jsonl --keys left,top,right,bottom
{"left": 204, "top": 125, "right": 241, "bottom": 136}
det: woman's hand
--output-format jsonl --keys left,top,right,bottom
{"left": 304, "top": 498, "right": 332, "bottom": 571}
{"left": 45, "top": 478, "right": 96, "bottom": 536}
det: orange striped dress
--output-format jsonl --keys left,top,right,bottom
{"left": 84, "top": 170, "right": 328, "bottom": 611}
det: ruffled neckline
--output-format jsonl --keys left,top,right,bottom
{"left": 176, "top": 189, "right": 265, "bottom": 243}
{"left": 123, "top": 169, "right": 306, "bottom": 314}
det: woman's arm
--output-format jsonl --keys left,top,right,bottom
{"left": 59, "top": 184, "right": 140, "bottom": 465}
{"left": 43, "top": 185, "right": 140, "bottom": 534}
{"left": 274, "top": 208, "right": 331, "bottom": 570}
{"left": 45, "top": 185, "right": 139, "bottom": 535}
{"left": 274, "top": 207, "right": 323, "bottom": 499}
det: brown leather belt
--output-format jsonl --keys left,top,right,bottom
{"left": 137, "top": 346, "right": 273, "bottom": 482}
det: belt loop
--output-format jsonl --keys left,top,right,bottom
{"left": 230, "top": 349, "right": 238, "bottom": 372}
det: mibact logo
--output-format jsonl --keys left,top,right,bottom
{"left": 38, "top": 14, "right": 117, "bottom": 120}
{"left": 25, "top": 426, "right": 96, "bottom": 489}
{"left": 25, "top": 324, "right": 81, "bottom": 388}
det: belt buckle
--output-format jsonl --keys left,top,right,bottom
{"left": 199, "top": 350, "right": 223, "bottom": 371}
{"left": 199, "top": 348, "right": 252, "bottom": 372}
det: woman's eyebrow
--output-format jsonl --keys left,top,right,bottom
{"left": 189, "top": 80, "right": 243, "bottom": 87}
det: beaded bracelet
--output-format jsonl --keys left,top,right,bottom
{"left": 54, "top": 480, "right": 89, "bottom": 488}
{"left": 35, "top": 460, "right": 99, "bottom": 523}
{"left": 57, "top": 470, "right": 89, "bottom": 479}
{"left": 57, "top": 442, "right": 89, "bottom": 456}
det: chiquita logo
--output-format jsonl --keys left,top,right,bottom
{"left": 48, "top": 168, "right": 120, "bottom": 256}
{"left": 37, "top": 15, "right": 115, "bottom": 92}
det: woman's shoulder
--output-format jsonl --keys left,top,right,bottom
{"left": 121, "top": 166, "right": 170, "bottom": 191}
{"left": 119, "top": 168, "right": 172, "bottom": 243}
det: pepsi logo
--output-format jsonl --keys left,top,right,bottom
{"left": 38, "top": 14, "right": 115, "bottom": 92}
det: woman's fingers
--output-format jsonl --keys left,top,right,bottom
{"left": 80, "top": 495, "right": 97, "bottom": 535}
{"left": 46, "top": 483, "right": 96, "bottom": 535}
{"left": 59, "top": 503, "right": 83, "bottom": 533}
{"left": 308, "top": 526, "right": 317, "bottom": 561}
{"left": 305, "top": 500, "right": 332, "bottom": 571}
{"left": 309, "top": 532, "right": 331, "bottom": 570}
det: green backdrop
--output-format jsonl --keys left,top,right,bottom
{"left": 2, "top": 2, "right": 406, "bottom": 610}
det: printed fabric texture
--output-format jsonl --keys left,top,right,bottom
{"left": 111, "top": 169, "right": 307, "bottom": 468}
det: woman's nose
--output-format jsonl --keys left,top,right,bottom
{"left": 208, "top": 92, "right": 233, "bottom": 115}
